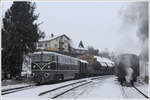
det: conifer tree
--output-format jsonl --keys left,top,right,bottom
{"left": 2, "top": 2, "right": 44, "bottom": 78}
{"left": 78, "top": 41, "right": 84, "bottom": 48}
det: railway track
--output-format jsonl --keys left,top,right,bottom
{"left": 2, "top": 84, "right": 37, "bottom": 95}
{"left": 51, "top": 81, "right": 92, "bottom": 99}
{"left": 121, "top": 85, "right": 149, "bottom": 98}
{"left": 38, "top": 81, "right": 92, "bottom": 98}
{"left": 1, "top": 77, "right": 91, "bottom": 96}
{"left": 39, "top": 77, "right": 100, "bottom": 98}
{"left": 1, "top": 80, "right": 88, "bottom": 96}
{"left": 133, "top": 86, "right": 149, "bottom": 99}
{"left": 1, "top": 76, "right": 102, "bottom": 97}
{"left": 51, "top": 76, "right": 109, "bottom": 98}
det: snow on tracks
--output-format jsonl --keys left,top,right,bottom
{"left": 2, "top": 84, "right": 37, "bottom": 95}
{"left": 39, "top": 77, "right": 100, "bottom": 98}
{"left": 121, "top": 85, "right": 148, "bottom": 98}
{"left": 1, "top": 76, "right": 97, "bottom": 98}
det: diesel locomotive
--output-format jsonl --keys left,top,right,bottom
{"left": 31, "top": 51, "right": 88, "bottom": 84}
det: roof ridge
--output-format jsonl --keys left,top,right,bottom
{"left": 39, "top": 33, "right": 70, "bottom": 42}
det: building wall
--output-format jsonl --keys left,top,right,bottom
{"left": 62, "top": 35, "right": 70, "bottom": 49}
{"left": 73, "top": 48, "right": 88, "bottom": 54}
{"left": 50, "top": 39, "right": 59, "bottom": 48}
{"left": 138, "top": 54, "right": 149, "bottom": 83}
{"left": 139, "top": 60, "right": 148, "bottom": 78}
{"left": 37, "top": 35, "right": 70, "bottom": 51}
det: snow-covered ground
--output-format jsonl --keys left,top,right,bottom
{"left": 56, "top": 75, "right": 148, "bottom": 98}
{"left": 134, "top": 82, "right": 149, "bottom": 97}
{"left": 121, "top": 86, "right": 145, "bottom": 98}
{"left": 2, "top": 75, "right": 148, "bottom": 98}
{"left": 2, "top": 83, "right": 33, "bottom": 91}
{"left": 58, "top": 75, "right": 124, "bottom": 98}
{"left": 1, "top": 77, "right": 93, "bottom": 98}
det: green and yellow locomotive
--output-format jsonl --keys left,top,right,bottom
{"left": 31, "top": 51, "right": 88, "bottom": 84}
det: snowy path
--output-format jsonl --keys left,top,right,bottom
{"left": 1, "top": 77, "right": 94, "bottom": 98}
{"left": 2, "top": 83, "right": 33, "bottom": 91}
{"left": 58, "top": 75, "right": 124, "bottom": 98}
{"left": 57, "top": 75, "right": 148, "bottom": 98}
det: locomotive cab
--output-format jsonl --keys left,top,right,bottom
{"left": 31, "top": 51, "right": 58, "bottom": 84}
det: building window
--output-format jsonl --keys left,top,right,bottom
{"left": 64, "top": 45, "right": 67, "bottom": 49}
{"left": 54, "top": 44, "right": 57, "bottom": 48}
{"left": 64, "top": 40, "right": 68, "bottom": 43}
{"left": 45, "top": 43, "right": 48, "bottom": 48}
{"left": 56, "top": 38, "right": 59, "bottom": 41}
{"left": 38, "top": 43, "right": 42, "bottom": 47}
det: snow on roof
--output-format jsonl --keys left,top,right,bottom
{"left": 100, "top": 62, "right": 108, "bottom": 67}
{"left": 94, "top": 56, "right": 114, "bottom": 67}
{"left": 80, "top": 59, "right": 88, "bottom": 63}
{"left": 94, "top": 56, "right": 114, "bottom": 64}
{"left": 33, "top": 51, "right": 68, "bottom": 58}
{"left": 33, "top": 51, "right": 54, "bottom": 54}
{"left": 33, "top": 51, "right": 80, "bottom": 61}
{"left": 39, "top": 34, "right": 70, "bottom": 42}
{"left": 73, "top": 44, "right": 88, "bottom": 50}
{"left": 75, "top": 47, "right": 88, "bottom": 50}
{"left": 107, "top": 63, "right": 114, "bottom": 67}
{"left": 36, "top": 47, "right": 45, "bottom": 50}
{"left": 33, "top": 51, "right": 89, "bottom": 64}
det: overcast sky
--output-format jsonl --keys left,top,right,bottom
{"left": 2, "top": 1, "right": 142, "bottom": 55}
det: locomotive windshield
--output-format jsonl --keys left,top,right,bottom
{"left": 31, "top": 52, "right": 57, "bottom": 70}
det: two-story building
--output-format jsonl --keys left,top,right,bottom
{"left": 37, "top": 34, "right": 71, "bottom": 52}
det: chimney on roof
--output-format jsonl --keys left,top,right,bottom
{"left": 51, "top": 33, "right": 54, "bottom": 38}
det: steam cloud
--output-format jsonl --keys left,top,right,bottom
{"left": 120, "top": 2, "right": 148, "bottom": 61}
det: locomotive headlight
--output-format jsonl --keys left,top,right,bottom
{"left": 33, "top": 65, "right": 36, "bottom": 68}
{"left": 48, "top": 65, "right": 51, "bottom": 69}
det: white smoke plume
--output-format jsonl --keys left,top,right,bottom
{"left": 120, "top": 2, "right": 148, "bottom": 61}
{"left": 125, "top": 67, "right": 133, "bottom": 83}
